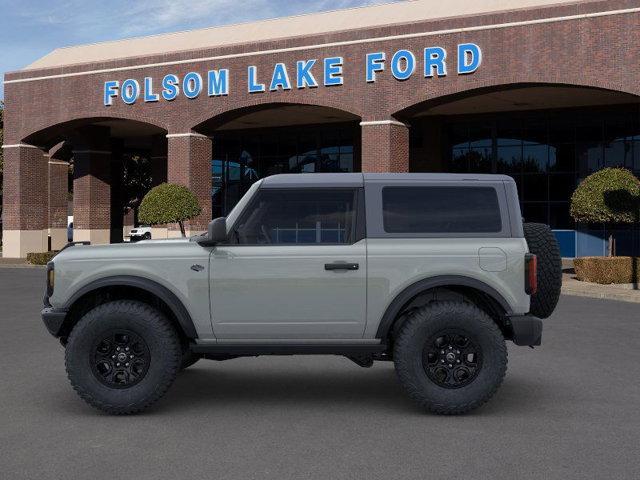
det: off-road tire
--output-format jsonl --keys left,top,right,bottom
{"left": 394, "top": 301, "right": 507, "bottom": 415}
{"left": 65, "top": 300, "right": 181, "bottom": 415}
{"left": 523, "top": 222, "right": 562, "bottom": 319}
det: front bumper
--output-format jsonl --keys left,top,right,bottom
{"left": 508, "top": 314, "right": 543, "bottom": 346}
{"left": 41, "top": 307, "right": 68, "bottom": 337}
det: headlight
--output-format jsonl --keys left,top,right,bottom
{"left": 46, "top": 262, "right": 55, "bottom": 297}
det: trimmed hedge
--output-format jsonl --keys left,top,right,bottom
{"left": 139, "top": 183, "right": 202, "bottom": 236}
{"left": 570, "top": 168, "right": 640, "bottom": 224}
{"left": 27, "top": 251, "right": 58, "bottom": 265}
{"left": 574, "top": 256, "right": 640, "bottom": 284}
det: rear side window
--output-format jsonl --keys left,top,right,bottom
{"left": 382, "top": 186, "right": 502, "bottom": 234}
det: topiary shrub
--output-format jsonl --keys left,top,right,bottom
{"left": 570, "top": 168, "right": 640, "bottom": 256}
{"left": 574, "top": 256, "right": 640, "bottom": 284}
{"left": 27, "top": 251, "right": 58, "bottom": 265}
{"left": 138, "top": 183, "right": 202, "bottom": 237}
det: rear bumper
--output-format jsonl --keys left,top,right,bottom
{"left": 508, "top": 314, "right": 543, "bottom": 346}
{"left": 41, "top": 307, "right": 68, "bottom": 337}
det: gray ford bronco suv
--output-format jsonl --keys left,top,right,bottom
{"left": 42, "top": 173, "right": 562, "bottom": 415}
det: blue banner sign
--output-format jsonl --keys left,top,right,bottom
{"left": 104, "top": 43, "right": 481, "bottom": 106}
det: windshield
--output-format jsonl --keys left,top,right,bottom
{"left": 190, "top": 179, "right": 262, "bottom": 242}
{"left": 225, "top": 179, "right": 263, "bottom": 233}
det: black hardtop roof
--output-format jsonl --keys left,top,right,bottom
{"left": 261, "top": 173, "right": 514, "bottom": 188}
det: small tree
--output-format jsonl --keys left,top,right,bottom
{"left": 138, "top": 183, "right": 202, "bottom": 237}
{"left": 570, "top": 168, "right": 640, "bottom": 256}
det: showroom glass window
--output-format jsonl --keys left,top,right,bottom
{"left": 211, "top": 123, "right": 358, "bottom": 218}
{"left": 441, "top": 105, "right": 640, "bottom": 229}
{"left": 231, "top": 189, "right": 358, "bottom": 245}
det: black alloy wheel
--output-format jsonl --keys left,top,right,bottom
{"left": 91, "top": 330, "right": 150, "bottom": 388}
{"left": 422, "top": 330, "right": 482, "bottom": 389}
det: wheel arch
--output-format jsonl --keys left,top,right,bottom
{"left": 60, "top": 276, "right": 197, "bottom": 341}
{"left": 375, "top": 276, "right": 513, "bottom": 342}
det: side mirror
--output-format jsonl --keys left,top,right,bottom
{"left": 207, "top": 217, "right": 227, "bottom": 244}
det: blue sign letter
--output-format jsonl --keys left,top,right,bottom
{"left": 121, "top": 79, "right": 140, "bottom": 105}
{"left": 248, "top": 66, "right": 265, "bottom": 93}
{"left": 457, "top": 43, "right": 482, "bottom": 74}
{"left": 183, "top": 72, "right": 203, "bottom": 99}
{"left": 270, "top": 63, "right": 292, "bottom": 91}
{"left": 161, "top": 74, "right": 179, "bottom": 101}
{"left": 391, "top": 50, "right": 415, "bottom": 81}
{"left": 324, "top": 57, "right": 343, "bottom": 86}
{"left": 424, "top": 47, "right": 447, "bottom": 77}
{"left": 104, "top": 80, "right": 119, "bottom": 106}
{"left": 366, "top": 52, "right": 385, "bottom": 83}
{"left": 296, "top": 60, "right": 318, "bottom": 89}
{"left": 144, "top": 77, "right": 159, "bottom": 102}
{"left": 208, "top": 69, "right": 229, "bottom": 96}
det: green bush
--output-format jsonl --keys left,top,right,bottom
{"left": 570, "top": 168, "right": 640, "bottom": 224}
{"left": 27, "top": 251, "right": 58, "bottom": 265}
{"left": 574, "top": 256, "right": 640, "bottom": 284}
{"left": 138, "top": 183, "right": 202, "bottom": 237}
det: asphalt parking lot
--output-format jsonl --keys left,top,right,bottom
{"left": 1, "top": 267, "right": 639, "bottom": 480}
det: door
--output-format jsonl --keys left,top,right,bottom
{"left": 210, "top": 187, "right": 366, "bottom": 339}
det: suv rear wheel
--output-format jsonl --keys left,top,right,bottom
{"left": 65, "top": 300, "right": 181, "bottom": 414}
{"left": 393, "top": 301, "right": 507, "bottom": 415}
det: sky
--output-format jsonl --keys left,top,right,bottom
{"left": 0, "top": 0, "right": 401, "bottom": 100}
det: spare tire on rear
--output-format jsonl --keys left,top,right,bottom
{"left": 523, "top": 223, "right": 562, "bottom": 319}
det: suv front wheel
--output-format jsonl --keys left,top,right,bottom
{"left": 393, "top": 301, "right": 507, "bottom": 415}
{"left": 65, "top": 300, "right": 181, "bottom": 414}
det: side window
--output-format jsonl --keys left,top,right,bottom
{"left": 232, "top": 188, "right": 358, "bottom": 245}
{"left": 382, "top": 186, "right": 502, "bottom": 234}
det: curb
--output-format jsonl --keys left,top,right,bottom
{"left": 562, "top": 288, "right": 640, "bottom": 303}
{"left": 562, "top": 275, "right": 640, "bottom": 304}
{"left": 0, "top": 264, "right": 45, "bottom": 269}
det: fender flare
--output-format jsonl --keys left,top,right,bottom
{"left": 64, "top": 275, "right": 198, "bottom": 339}
{"left": 375, "top": 275, "right": 513, "bottom": 340}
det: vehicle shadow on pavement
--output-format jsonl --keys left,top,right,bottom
{"left": 46, "top": 361, "right": 549, "bottom": 417}
{"left": 158, "top": 363, "right": 547, "bottom": 416}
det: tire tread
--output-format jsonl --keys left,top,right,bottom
{"left": 65, "top": 300, "right": 181, "bottom": 415}
{"left": 394, "top": 301, "right": 507, "bottom": 415}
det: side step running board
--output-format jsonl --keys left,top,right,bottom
{"left": 191, "top": 343, "right": 387, "bottom": 356}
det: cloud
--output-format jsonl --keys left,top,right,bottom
{"left": 10, "top": 0, "right": 395, "bottom": 41}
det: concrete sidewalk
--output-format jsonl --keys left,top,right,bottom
{"left": 0, "top": 257, "right": 43, "bottom": 268}
{"left": 562, "top": 272, "right": 640, "bottom": 303}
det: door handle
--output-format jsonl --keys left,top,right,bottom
{"left": 324, "top": 262, "right": 359, "bottom": 271}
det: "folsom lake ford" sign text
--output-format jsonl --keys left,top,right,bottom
{"left": 103, "top": 43, "right": 482, "bottom": 106}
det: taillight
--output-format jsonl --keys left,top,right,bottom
{"left": 525, "top": 253, "right": 537, "bottom": 295}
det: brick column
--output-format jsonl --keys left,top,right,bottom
{"left": 166, "top": 133, "right": 212, "bottom": 236}
{"left": 150, "top": 134, "right": 168, "bottom": 187}
{"left": 150, "top": 134, "right": 169, "bottom": 239}
{"left": 360, "top": 120, "right": 410, "bottom": 173}
{"left": 72, "top": 149, "right": 112, "bottom": 244}
{"left": 48, "top": 159, "right": 69, "bottom": 250}
{"left": 1, "top": 144, "right": 49, "bottom": 257}
{"left": 71, "top": 126, "right": 112, "bottom": 244}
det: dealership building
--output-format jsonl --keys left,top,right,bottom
{"left": 3, "top": 0, "right": 640, "bottom": 257}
